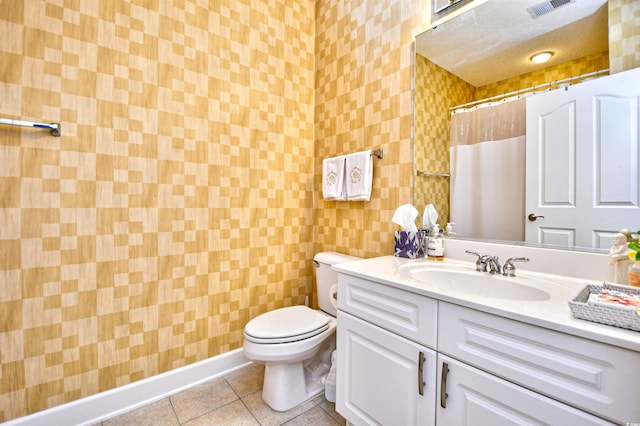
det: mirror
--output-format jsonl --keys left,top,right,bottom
{"left": 414, "top": 0, "right": 613, "bottom": 251}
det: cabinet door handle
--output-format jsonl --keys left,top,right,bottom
{"left": 440, "top": 361, "right": 449, "bottom": 408}
{"left": 417, "top": 351, "right": 426, "bottom": 396}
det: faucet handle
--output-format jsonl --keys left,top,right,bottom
{"left": 465, "top": 250, "right": 487, "bottom": 272}
{"left": 503, "top": 257, "right": 530, "bottom": 277}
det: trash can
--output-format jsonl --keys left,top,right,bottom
{"left": 324, "top": 349, "right": 337, "bottom": 402}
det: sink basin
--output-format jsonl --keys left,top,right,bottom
{"left": 407, "top": 268, "right": 550, "bottom": 301}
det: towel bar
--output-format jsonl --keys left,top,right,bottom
{"left": 372, "top": 149, "right": 383, "bottom": 159}
{"left": 0, "top": 118, "right": 61, "bottom": 137}
{"left": 417, "top": 170, "right": 450, "bottom": 177}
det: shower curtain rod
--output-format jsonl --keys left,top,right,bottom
{"left": 449, "top": 68, "right": 609, "bottom": 112}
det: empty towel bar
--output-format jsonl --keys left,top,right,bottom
{"left": 417, "top": 170, "right": 450, "bottom": 178}
{"left": 0, "top": 118, "right": 61, "bottom": 137}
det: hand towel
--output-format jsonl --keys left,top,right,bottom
{"left": 345, "top": 150, "right": 373, "bottom": 201}
{"left": 322, "top": 155, "right": 346, "bottom": 200}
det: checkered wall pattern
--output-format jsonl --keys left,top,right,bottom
{"left": 0, "top": 0, "right": 315, "bottom": 420}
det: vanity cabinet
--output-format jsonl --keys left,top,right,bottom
{"left": 336, "top": 275, "right": 438, "bottom": 425}
{"left": 336, "top": 273, "right": 637, "bottom": 425}
{"left": 338, "top": 311, "right": 437, "bottom": 425}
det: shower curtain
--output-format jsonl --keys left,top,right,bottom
{"left": 449, "top": 96, "right": 526, "bottom": 241}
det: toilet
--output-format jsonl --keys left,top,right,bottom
{"left": 243, "top": 251, "right": 360, "bottom": 411}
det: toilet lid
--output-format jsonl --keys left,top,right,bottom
{"left": 244, "top": 306, "right": 331, "bottom": 344}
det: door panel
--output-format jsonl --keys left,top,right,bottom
{"left": 538, "top": 227, "right": 574, "bottom": 246}
{"left": 595, "top": 95, "right": 638, "bottom": 206}
{"left": 526, "top": 67, "right": 640, "bottom": 249}
{"left": 540, "top": 101, "right": 576, "bottom": 205}
{"left": 336, "top": 311, "right": 436, "bottom": 426}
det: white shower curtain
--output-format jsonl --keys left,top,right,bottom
{"left": 449, "top": 96, "right": 526, "bottom": 241}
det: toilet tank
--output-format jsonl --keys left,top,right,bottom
{"left": 314, "top": 252, "right": 361, "bottom": 316}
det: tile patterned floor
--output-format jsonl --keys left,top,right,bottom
{"left": 99, "top": 363, "right": 346, "bottom": 426}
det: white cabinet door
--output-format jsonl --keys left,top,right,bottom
{"left": 526, "top": 67, "right": 640, "bottom": 249}
{"left": 436, "top": 355, "right": 615, "bottom": 426}
{"left": 336, "top": 311, "right": 436, "bottom": 426}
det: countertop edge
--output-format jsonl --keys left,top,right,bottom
{"left": 333, "top": 256, "right": 640, "bottom": 352}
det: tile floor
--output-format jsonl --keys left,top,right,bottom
{"left": 99, "top": 363, "right": 346, "bottom": 426}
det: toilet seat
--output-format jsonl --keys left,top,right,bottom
{"left": 244, "top": 306, "right": 331, "bottom": 344}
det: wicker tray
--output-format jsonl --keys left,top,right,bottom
{"left": 568, "top": 283, "right": 640, "bottom": 332}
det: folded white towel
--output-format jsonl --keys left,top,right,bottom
{"left": 322, "top": 155, "right": 346, "bottom": 200}
{"left": 345, "top": 150, "right": 373, "bottom": 201}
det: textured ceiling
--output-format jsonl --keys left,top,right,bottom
{"left": 415, "top": 0, "right": 609, "bottom": 87}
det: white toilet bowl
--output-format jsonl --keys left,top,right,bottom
{"left": 243, "top": 306, "right": 337, "bottom": 411}
{"left": 242, "top": 252, "right": 360, "bottom": 412}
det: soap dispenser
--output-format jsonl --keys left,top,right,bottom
{"left": 428, "top": 224, "right": 444, "bottom": 261}
{"left": 445, "top": 222, "right": 456, "bottom": 238}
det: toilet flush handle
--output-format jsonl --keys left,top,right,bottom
{"left": 329, "top": 284, "right": 338, "bottom": 309}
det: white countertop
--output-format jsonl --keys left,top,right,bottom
{"left": 333, "top": 255, "right": 640, "bottom": 352}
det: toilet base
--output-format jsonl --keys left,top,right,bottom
{"left": 261, "top": 335, "right": 335, "bottom": 412}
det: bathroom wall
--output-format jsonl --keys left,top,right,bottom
{"left": 609, "top": 0, "right": 640, "bottom": 74}
{"left": 414, "top": 53, "right": 474, "bottom": 225}
{"left": 0, "top": 0, "right": 315, "bottom": 421}
{"left": 314, "top": 0, "right": 424, "bottom": 258}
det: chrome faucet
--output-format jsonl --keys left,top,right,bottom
{"left": 465, "top": 250, "right": 502, "bottom": 274}
{"left": 465, "top": 251, "right": 500, "bottom": 273}
{"left": 467, "top": 250, "right": 530, "bottom": 277}
{"left": 502, "top": 257, "right": 530, "bottom": 277}
{"left": 465, "top": 250, "right": 487, "bottom": 272}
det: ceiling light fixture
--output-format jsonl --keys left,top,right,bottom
{"left": 530, "top": 51, "right": 554, "bottom": 64}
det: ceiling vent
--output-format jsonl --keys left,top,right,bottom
{"left": 527, "top": 0, "right": 575, "bottom": 19}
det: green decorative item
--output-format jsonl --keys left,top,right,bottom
{"left": 629, "top": 241, "right": 640, "bottom": 261}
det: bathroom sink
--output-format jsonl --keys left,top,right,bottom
{"left": 407, "top": 268, "right": 550, "bottom": 301}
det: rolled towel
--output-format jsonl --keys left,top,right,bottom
{"left": 345, "top": 150, "right": 373, "bottom": 201}
{"left": 322, "top": 155, "right": 346, "bottom": 200}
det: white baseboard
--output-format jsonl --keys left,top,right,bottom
{"left": 5, "top": 349, "right": 251, "bottom": 426}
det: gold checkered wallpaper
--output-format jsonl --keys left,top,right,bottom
{"left": 314, "top": 0, "right": 421, "bottom": 258}
{"left": 0, "top": 0, "right": 315, "bottom": 420}
{"left": 609, "top": 0, "right": 640, "bottom": 73}
{"left": 0, "top": 0, "right": 636, "bottom": 422}
{"left": 414, "top": 53, "right": 474, "bottom": 225}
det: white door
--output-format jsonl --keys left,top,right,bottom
{"left": 436, "top": 355, "right": 615, "bottom": 425}
{"left": 336, "top": 311, "right": 436, "bottom": 426}
{"left": 525, "top": 67, "right": 640, "bottom": 249}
